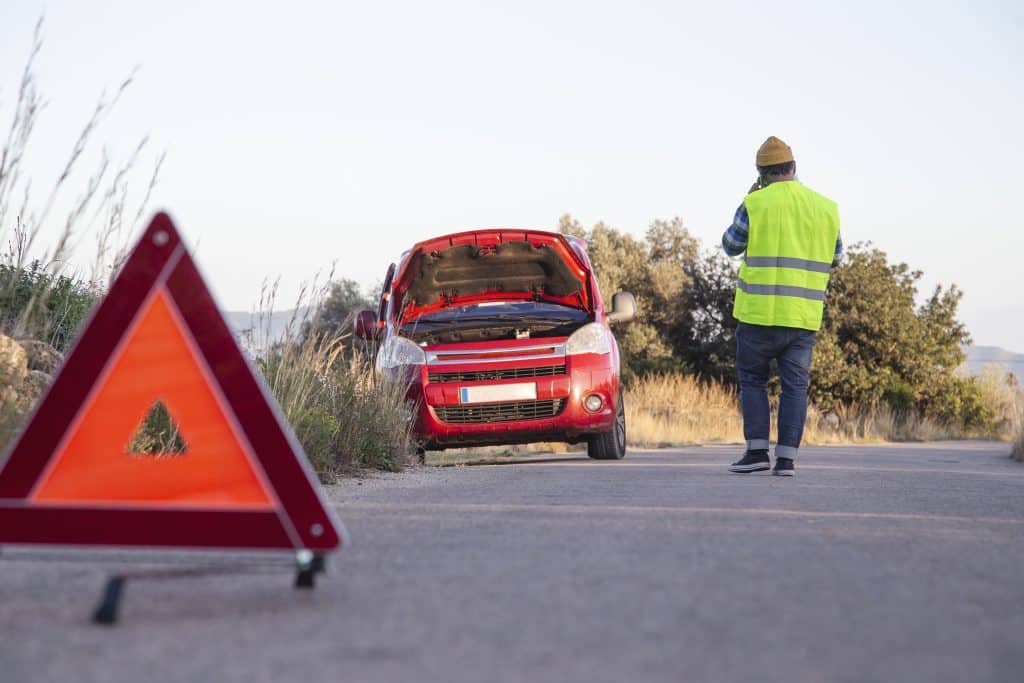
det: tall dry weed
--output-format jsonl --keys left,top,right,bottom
{"left": 971, "top": 367, "right": 1023, "bottom": 440}
{"left": 249, "top": 279, "right": 414, "bottom": 481}
{"left": 1, "top": 18, "right": 161, "bottom": 344}
{"left": 1010, "top": 392, "right": 1024, "bottom": 463}
{"left": 625, "top": 373, "right": 742, "bottom": 447}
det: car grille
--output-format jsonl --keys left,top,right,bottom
{"left": 434, "top": 399, "right": 565, "bottom": 424}
{"left": 428, "top": 364, "right": 566, "bottom": 383}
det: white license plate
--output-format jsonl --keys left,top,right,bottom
{"left": 460, "top": 383, "right": 537, "bottom": 404}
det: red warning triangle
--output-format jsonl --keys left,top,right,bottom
{"left": 0, "top": 213, "right": 343, "bottom": 552}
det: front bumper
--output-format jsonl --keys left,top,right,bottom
{"left": 411, "top": 352, "right": 617, "bottom": 449}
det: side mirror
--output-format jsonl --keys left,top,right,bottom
{"left": 606, "top": 291, "right": 637, "bottom": 325}
{"left": 354, "top": 310, "right": 380, "bottom": 340}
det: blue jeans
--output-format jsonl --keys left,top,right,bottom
{"left": 735, "top": 322, "right": 816, "bottom": 458}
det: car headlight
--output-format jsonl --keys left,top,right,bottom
{"left": 565, "top": 322, "right": 611, "bottom": 356}
{"left": 377, "top": 334, "right": 426, "bottom": 369}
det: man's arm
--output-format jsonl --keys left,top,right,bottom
{"left": 832, "top": 231, "right": 844, "bottom": 268}
{"left": 722, "top": 203, "right": 749, "bottom": 257}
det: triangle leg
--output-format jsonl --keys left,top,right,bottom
{"left": 92, "top": 575, "right": 126, "bottom": 625}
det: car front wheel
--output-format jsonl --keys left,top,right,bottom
{"left": 586, "top": 391, "right": 626, "bottom": 460}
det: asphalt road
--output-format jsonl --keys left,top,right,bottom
{"left": 2, "top": 442, "right": 1023, "bottom": 683}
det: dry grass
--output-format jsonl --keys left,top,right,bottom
{"left": 1010, "top": 388, "right": 1024, "bottom": 463}
{"left": 626, "top": 372, "right": 1023, "bottom": 449}
{"left": 971, "top": 367, "right": 1023, "bottom": 441}
{"left": 806, "top": 404, "right": 949, "bottom": 444}
{"left": 625, "top": 373, "right": 742, "bottom": 447}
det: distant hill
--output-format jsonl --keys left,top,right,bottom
{"left": 964, "top": 346, "right": 1024, "bottom": 383}
{"left": 222, "top": 307, "right": 313, "bottom": 348}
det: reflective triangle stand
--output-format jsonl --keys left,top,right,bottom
{"left": 90, "top": 551, "right": 328, "bottom": 625}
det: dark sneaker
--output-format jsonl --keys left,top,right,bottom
{"left": 772, "top": 457, "right": 795, "bottom": 476}
{"left": 729, "top": 450, "right": 770, "bottom": 473}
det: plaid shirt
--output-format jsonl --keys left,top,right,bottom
{"left": 722, "top": 203, "right": 843, "bottom": 267}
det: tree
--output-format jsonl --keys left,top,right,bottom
{"left": 671, "top": 250, "right": 738, "bottom": 383}
{"left": 558, "top": 214, "right": 696, "bottom": 380}
{"left": 306, "top": 278, "right": 373, "bottom": 342}
{"left": 809, "top": 243, "right": 988, "bottom": 427}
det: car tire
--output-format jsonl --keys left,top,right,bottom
{"left": 587, "top": 391, "right": 626, "bottom": 460}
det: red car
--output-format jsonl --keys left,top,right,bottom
{"left": 356, "top": 229, "right": 636, "bottom": 459}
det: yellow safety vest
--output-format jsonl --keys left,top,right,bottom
{"left": 732, "top": 181, "right": 840, "bottom": 331}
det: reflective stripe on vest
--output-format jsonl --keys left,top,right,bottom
{"left": 743, "top": 256, "right": 832, "bottom": 274}
{"left": 732, "top": 181, "right": 840, "bottom": 331}
{"left": 737, "top": 279, "right": 825, "bottom": 301}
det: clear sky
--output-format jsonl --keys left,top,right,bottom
{"left": 2, "top": 1, "right": 1022, "bottom": 350}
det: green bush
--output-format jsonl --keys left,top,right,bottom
{"left": 305, "top": 278, "right": 374, "bottom": 340}
{"left": 0, "top": 262, "right": 99, "bottom": 352}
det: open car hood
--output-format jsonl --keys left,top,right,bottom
{"left": 391, "top": 230, "right": 593, "bottom": 325}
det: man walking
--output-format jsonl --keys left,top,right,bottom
{"left": 722, "top": 136, "right": 842, "bottom": 476}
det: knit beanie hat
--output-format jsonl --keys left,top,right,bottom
{"left": 756, "top": 136, "right": 794, "bottom": 167}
